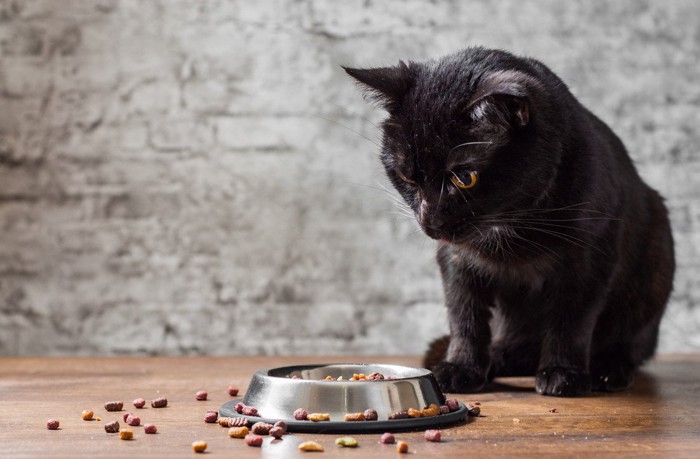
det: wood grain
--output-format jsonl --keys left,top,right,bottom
{"left": 1, "top": 355, "right": 699, "bottom": 458}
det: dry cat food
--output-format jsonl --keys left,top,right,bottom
{"left": 125, "top": 414, "right": 140, "bottom": 426}
{"left": 298, "top": 441, "right": 324, "bottom": 452}
{"left": 421, "top": 404, "right": 441, "bottom": 417}
{"left": 119, "top": 429, "right": 133, "bottom": 440}
{"left": 244, "top": 434, "right": 263, "bottom": 447}
{"left": 151, "top": 397, "right": 168, "bottom": 408}
{"left": 227, "top": 386, "right": 239, "bottom": 396}
{"left": 439, "top": 405, "right": 450, "bottom": 415}
{"left": 424, "top": 429, "right": 441, "bottom": 442}
{"left": 273, "top": 420, "right": 287, "bottom": 432}
{"left": 445, "top": 399, "right": 460, "bottom": 412}
{"left": 46, "top": 419, "right": 60, "bottom": 430}
{"left": 204, "top": 411, "right": 218, "bottom": 423}
{"left": 396, "top": 441, "right": 409, "bottom": 454}
{"left": 228, "top": 426, "right": 249, "bottom": 438}
{"left": 293, "top": 408, "right": 308, "bottom": 420}
{"left": 234, "top": 402, "right": 259, "bottom": 417}
{"left": 81, "top": 410, "right": 94, "bottom": 421}
{"left": 364, "top": 408, "right": 378, "bottom": 421}
{"left": 192, "top": 441, "right": 207, "bottom": 453}
{"left": 104, "top": 420, "right": 120, "bottom": 433}
{"left": 132, "top": 398, "right": 146, "bottom": 409}
{"left": 195, "top": 390, "right": 208, "bottom": 401}
{"left": 335, "top": 436, "right": 358, "bottom": 447}
{"left": 104, "top": 401, "right": 123, "bottom": 412}
{"left": 143, "top": 423, "right": 157, "bottom": 434}
{"left": 307, "top": 413, "right": 331, "bottom": 422}
{"left": 250, "top": 421, "right": 273, "bottom": 435}
{"left": 343, "top": 412, "right": 366, "bottom": 422}
{"left": 388, "top": 410, "right": 409, "bottom": 420}
{"left": 467, "top": 404, "right": 480, "bottom": 416}
{"left": 379, "top": 432, "right": 395, "bottom": 444}
{"left": 407, "top": 408, "right": 422, "bottom": 418}
{"left": 269, "top": 426, "right": 285, "bottom": 439}
{"left": 219, "top": 416, "right": 249, "bottom": 428}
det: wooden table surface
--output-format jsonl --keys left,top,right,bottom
{"left": 1, "top": 355, "right": 699, "bottom": 458}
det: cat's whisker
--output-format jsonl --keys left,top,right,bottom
{"left": 327, "top": 102, "right": 382, "bottom": 130}
{"left": 312, "top": 114, "right": 382, "bottom": 148}
{"left": 448, "top": 141, "right": 493, "bottom": 154}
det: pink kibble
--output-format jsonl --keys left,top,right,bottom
{"left": 122, "top": 413, "right": 130, "bottom": 422}
{"left": 241, "top": 406, "right": 259, "bottom": 417}
{"left": 133, "top": 398, "right": 146, "bottom": 409}
{"left": 235, "top": 402, "right": 245, "bottom": 414}
{"left": 269, "top": 426, "right": 285, "bottom": 439}
{"left": 379, "top": 432, "right": 395, "bottom": 444}
{"left": 195, "top": 390, "right": 208, "bottom": 401}
{"left": 204, "top": 411, "right": 218, "bottom": 423}
{"left": 424, "top": 429, "right": 441, "bottom": 442}
{"left": 227, "top": 386, "right": 239, "bottom": 397}
{"left": 144, "top": 423, "right": 157, "bottom": 434}
{"left": 244, "top": 434, "right": 263, "bottom": 447}
{"left": 46, "top": 419, "right": 60, "bottom": 430}
{"left": 293, "top": 408, "right": 308, "bottom": 421}
{"left": 126, "top": 414, "right": 140, "bottom": 427}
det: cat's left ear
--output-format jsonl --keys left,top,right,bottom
{"left": 343, "top": 61, "right": 414, "bottom": 112}
{"left": 468, "top": 70, "right": 539, "bottom": 128}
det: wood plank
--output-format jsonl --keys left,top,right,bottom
{"left": 0, "top": 355, "right": 698, "bottom": 457}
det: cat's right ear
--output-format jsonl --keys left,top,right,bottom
{"left": 343, "top": 61, "right": 414, "bottom": 112}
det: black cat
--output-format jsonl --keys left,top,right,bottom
{"left": 345, "top": 47, "right": 675, "bottom": 396}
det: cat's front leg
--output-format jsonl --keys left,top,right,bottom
{"left": 431, "top": 245, "right": 493, "bottom": 393}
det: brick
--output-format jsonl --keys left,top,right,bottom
{"left": 215, "top": 116, "right": 320, "bottom": 150}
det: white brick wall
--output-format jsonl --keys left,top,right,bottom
{"left": 0, "top": 0, "right": 698, "bottom": 356}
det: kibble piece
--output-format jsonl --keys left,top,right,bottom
{"left": 388, "top": 411, "right": 409, "bottom": 420}
{"left": 144, "top": 423, "right": 157, "bottom": 434}
{"left": 122, "top": 413, "right": 130, "bottom": 422}
{"left": 151, "top": 397, "right": 167, "bottom": 408}
{"left": 324, "top": 375, "right": 334, "bottom": 381}
{"left": 424, "top": 429, "right": 441, "bottom": 442}
{"left": 46, "top": 419, "right": 60, "bottom": 430}
{"left": 407, "top": 408, "right": 422, "bottom": 418}
{"left": 363, "top": 408, "right": 378, "bottom": 421}
{"left": 343, "top": 412, "right": 365, "bottom": 422}
{"left": 119, "top": 429, "right": 134, "bottom": 440}
{"left": 293, "top": 408, "right": 308, "bottom": 420}
{"left": 126, "top": 414, "right": 141, "bottom": 426}
{"left": 227, "top": 386, "right": 239, "bottom": 397}
{"left": 228, "top": 426, "right": 249, "bottom": 438}
{"left": 467, "top": 404, "right": 481, "bottom": 417}
{"left": 228, "top": 417, "right": 250, "bottom": 428}
{"left": 396, "top": 441, "right": 409, "bottom": 453}
{"left": 244, "top": 434, "right": 263, "bottom": 447}
{"left": 269, "top": 426, "right": 285, "bottom": 439}
{"left": 95, "top": 417, "right": 102, "bottom": 421}
{"left": 234, "top": 402, "right": 245, "bottom": 413}
{"left": 192, "top": 441, "right": 207, "bottom": 453}
{"left": 367, "top": 372, "right": 385, "bottom": 380}
{"left": 250, "top": 422, "right": 273, "bottom": 435}
{"left": 204, "top": 411, "right": 218, "bottom": 423}
{"left": 273, "top": 420, "right": 287, "bottom": 433}
{"left": 298, "top": 441, "right": 324, "bottom": 452}
{"left": 307, "top": 413, "right": 330, "bottom": 422}
{"left": 104, "top": 401, "right": 123, "bottom": 412}
{"left": 81, "top": 410, "right": 94, "bottom": 421}
{"left": 335, "top": 436, "right": 358, "bottom": 447}
{"left": 104, "top": 421, "right": 120, "bottom": 433}
{"left": 195, "top": 390, "right": 208, "bottom": 401}
{"left": 241, "top": 406, "right": 259, "bottom": 417}
{"left": 421, "top": 404, "right": 440, "bottom": 418}
{"left": 445, "top": 399, "right": 460, "bottom": 412}
{"left": 439, "top": 405, "right": 450, "bottom": 415}
{"left": 379, "top": 432, "right": 395, "bottom": 444}
{"left": 132, "top": 398, "right": 146, "bottom": 409}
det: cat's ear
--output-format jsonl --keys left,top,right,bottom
{"left": 343, "top": 61, "right": 414, "bottom": 111}
{"left": 468, "top": 70, "right": 539, "bottom": 128}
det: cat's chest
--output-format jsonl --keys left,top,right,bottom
{"left": 458, "top": 247, "right": 552, "bottom": 292}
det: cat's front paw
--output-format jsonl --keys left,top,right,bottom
{"left": 536, "top": 367, "right": 591, "bottom": 397}
{"left": 432, "top": 361, "right": 487, "bottom": 393}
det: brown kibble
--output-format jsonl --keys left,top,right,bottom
{"left": 363, "top": 408, "right": 378, "bottom": 421}
{"left": 388, "top": 411, "right": 409, "bottom": 420}
{"left": 227, "top": 386, "right": 239, "bottom": 397}
{"left": 104, "top": 421, "right": 120, "bottom": 433}
{"left": 204, "top": 411, "right": 218, "bottom": 423}
{"left": 298, "top": 441, "right": 324, "bottom": 452}
{"left": 294, "top": 408, "right": 308, "bottom": 420}
{"left": 397, "top": 441, "right": 409, "bottom": 453}
{"left": 144, "top": 423, "right": 157, "bottom": 434}
{"left": 195, "top": 390, "right": 208, "bottom": 401}
{"left": 379, "top": 432, "right": 395, "bottom": 444}
{"left": 95, "top": 417, "right": 101, "bottom": 421}
{"left": 250, "top": 422, "right": 273, "bottom": 435}
{"left": 467, "top": 404, "right": 481, "bottom": 417}
{"left": 119, "top": 429, "right": 134, "bottom": 440}
{"left": 343, "top": 412, "right": 366, "bottom": 422}
{"left": 307, "top": 413, "right": 330, "bottom": 422}
{"left": 81, "top": 410, "right": 94, "bottom": 421}
{"left": 126, "top": 414, "right": 140, "bottom": 426}
{"left": 421, "top": 404, "right": 440, "bottom": 417}
{"left": 549, "top": 408, "right": 558, "bottom": 413}
{"left": 244, "top": 434, "right": 263, "bottom": 447}
{"left": 445, "top": 399, "right": 460, "bottom": 412}
{"left": 151, "top": 397, "right": 167, "bottom": 408}
{"left": 424, "top": 429, "right": 441, "bottom": 442}
{"left": 104, "top": 401, "right": 123, "bottom": 412}
{"left": 192, "top": 441, "right": 207, "bottom": 453}
{"left": 269, "top": 426, "right": 285, "bottom": 439}
{"left": 439, "top": 405, "right": 450, "bottom": 415}
{"left": 367, "top": 372, "right": 385, "bottom": 380}
{"left": 407, "top": 408, "right": 422, "bottom": 418}
{"left": 133, "top": 398, "right": 146, "bottom": 409}
{"left": 122, "top": 413, "right": 130, "bottom": 422}
{"left": 46, "top": 419, "right": 60, "bottom": 430}
{"left": 273, "top": 420, "right": 287, "bottom": 433}
{"left": 235, "top": 402, "right": 245, "bottom": 413}
{"left": 228, "top": 426, "right": 249, "bottom": 438}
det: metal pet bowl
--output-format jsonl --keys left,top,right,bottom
{"left": 219, "top": 363, "right": 469, "bottom": 433}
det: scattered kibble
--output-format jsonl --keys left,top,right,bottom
{"left": 269, "top": 426, "right": 285, "bottom": 439}
{"left": 335, "top": 436, "right": 358, "bottom": 447}
{"left": 104, "top": 421, "right": 120, "bottom": 433}
{"left": 379, "top": 432, "right": 395, "bottom": 444}
{"left": 298, "top": 441, "right": 324, "bottom": 452}
{"left": 133, "top": 398, "right": 146, "bottom": 409}
{"left": 195, "top": 390, "right": 208, "bottom": 401}
{"left": 273, "top": 420, "right": 287, "bottom": 433}
{"left": 227, "top": 386, "right": 239, "bottom": 397}
{"left": 245, "top": 434, "right": 263, "bottom": 447}
{"left": 407, "top": 408, "right": 422, "bottom": 418}
{"left": 95, "top": 417, "right": 102, "bottom": 422}
{"left": 228, "top": 426, "right": 249, "bottom": 438}
{"left": 549, "top": 408, "right": 558, "bottom": 413}
{"left": 122, "top": 413, "right": 130, "bottom": 422}
{"left": 46, "top": 419, "right": 60, "bottom": 430}
{"left": 307, "top": 413, "right": 331, "bottom": 422}
{"left": 294, "top": 408, "right": 308, "bottom": 420}
{"left": 192, "top": 441, "right": 207, "bottom": 453}
{"left": 424, "top": 429, "right": 441, "bottom": 442}
{"left": 467, "top": 404, "right": 481, "bottom": 417}
{"left": 144, "top": 423, "right": 157, "bottom": 434}
{"left": 250, "top": 422, "right": 273, "bottom": 435}
{"left": 204, "top": 411, "right": 218, "bottom": 423}
{"left": 219, "top": 416, "right": 248, "bottom": 428}
{"left": 104, "top": 401, "right": 123, "bottom": 412}
{"left": 350, "top": 373, "right": 367, "bottom": 381}
{"left": 126, "top": 414, "right": 141, "bottom": 426}
{"left": 119, "top": 429, "right": 134, "bottom": 441}
{"left": 234, "top": 402, "right": 260, "bottom": 417}
{"left": 151, "top": 397, "right": 167, "bottom": 408}
{"left": 388, "top": 411, "right": 409, "bottom": 420}
{"left": 445, "top": 399, "right": 460, "bottom": 412}
{"left": 513, "top": 418, "right": 521, "bottom": 424}
{"left": 81, "top": 410, "right": 94, "bottom": 421}
{"left": 421, "top": 404, "right": 440, "bottom": 417}
{"left": 396, "top": 441, "right": 409, "bottom": 453}
{"left": 364, "top": 408, "right": 378, "bottom": 421}
{"left": 343, "top": 412, "right": 365, "bottom": 422}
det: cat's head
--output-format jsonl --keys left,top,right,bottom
{"left": 345, "top": 48, "right": 564, "bottom": 249}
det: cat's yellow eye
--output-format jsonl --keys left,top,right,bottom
{"left": 451, "top": 171, "right": 479, "bottom": 190}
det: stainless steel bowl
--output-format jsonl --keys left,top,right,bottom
{"left": 219, "top": 363, "right": 469, "bottom": 433}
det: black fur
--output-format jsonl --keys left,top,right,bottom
{"left": 346, "top": 47, "right": 675, "bottom": 397}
